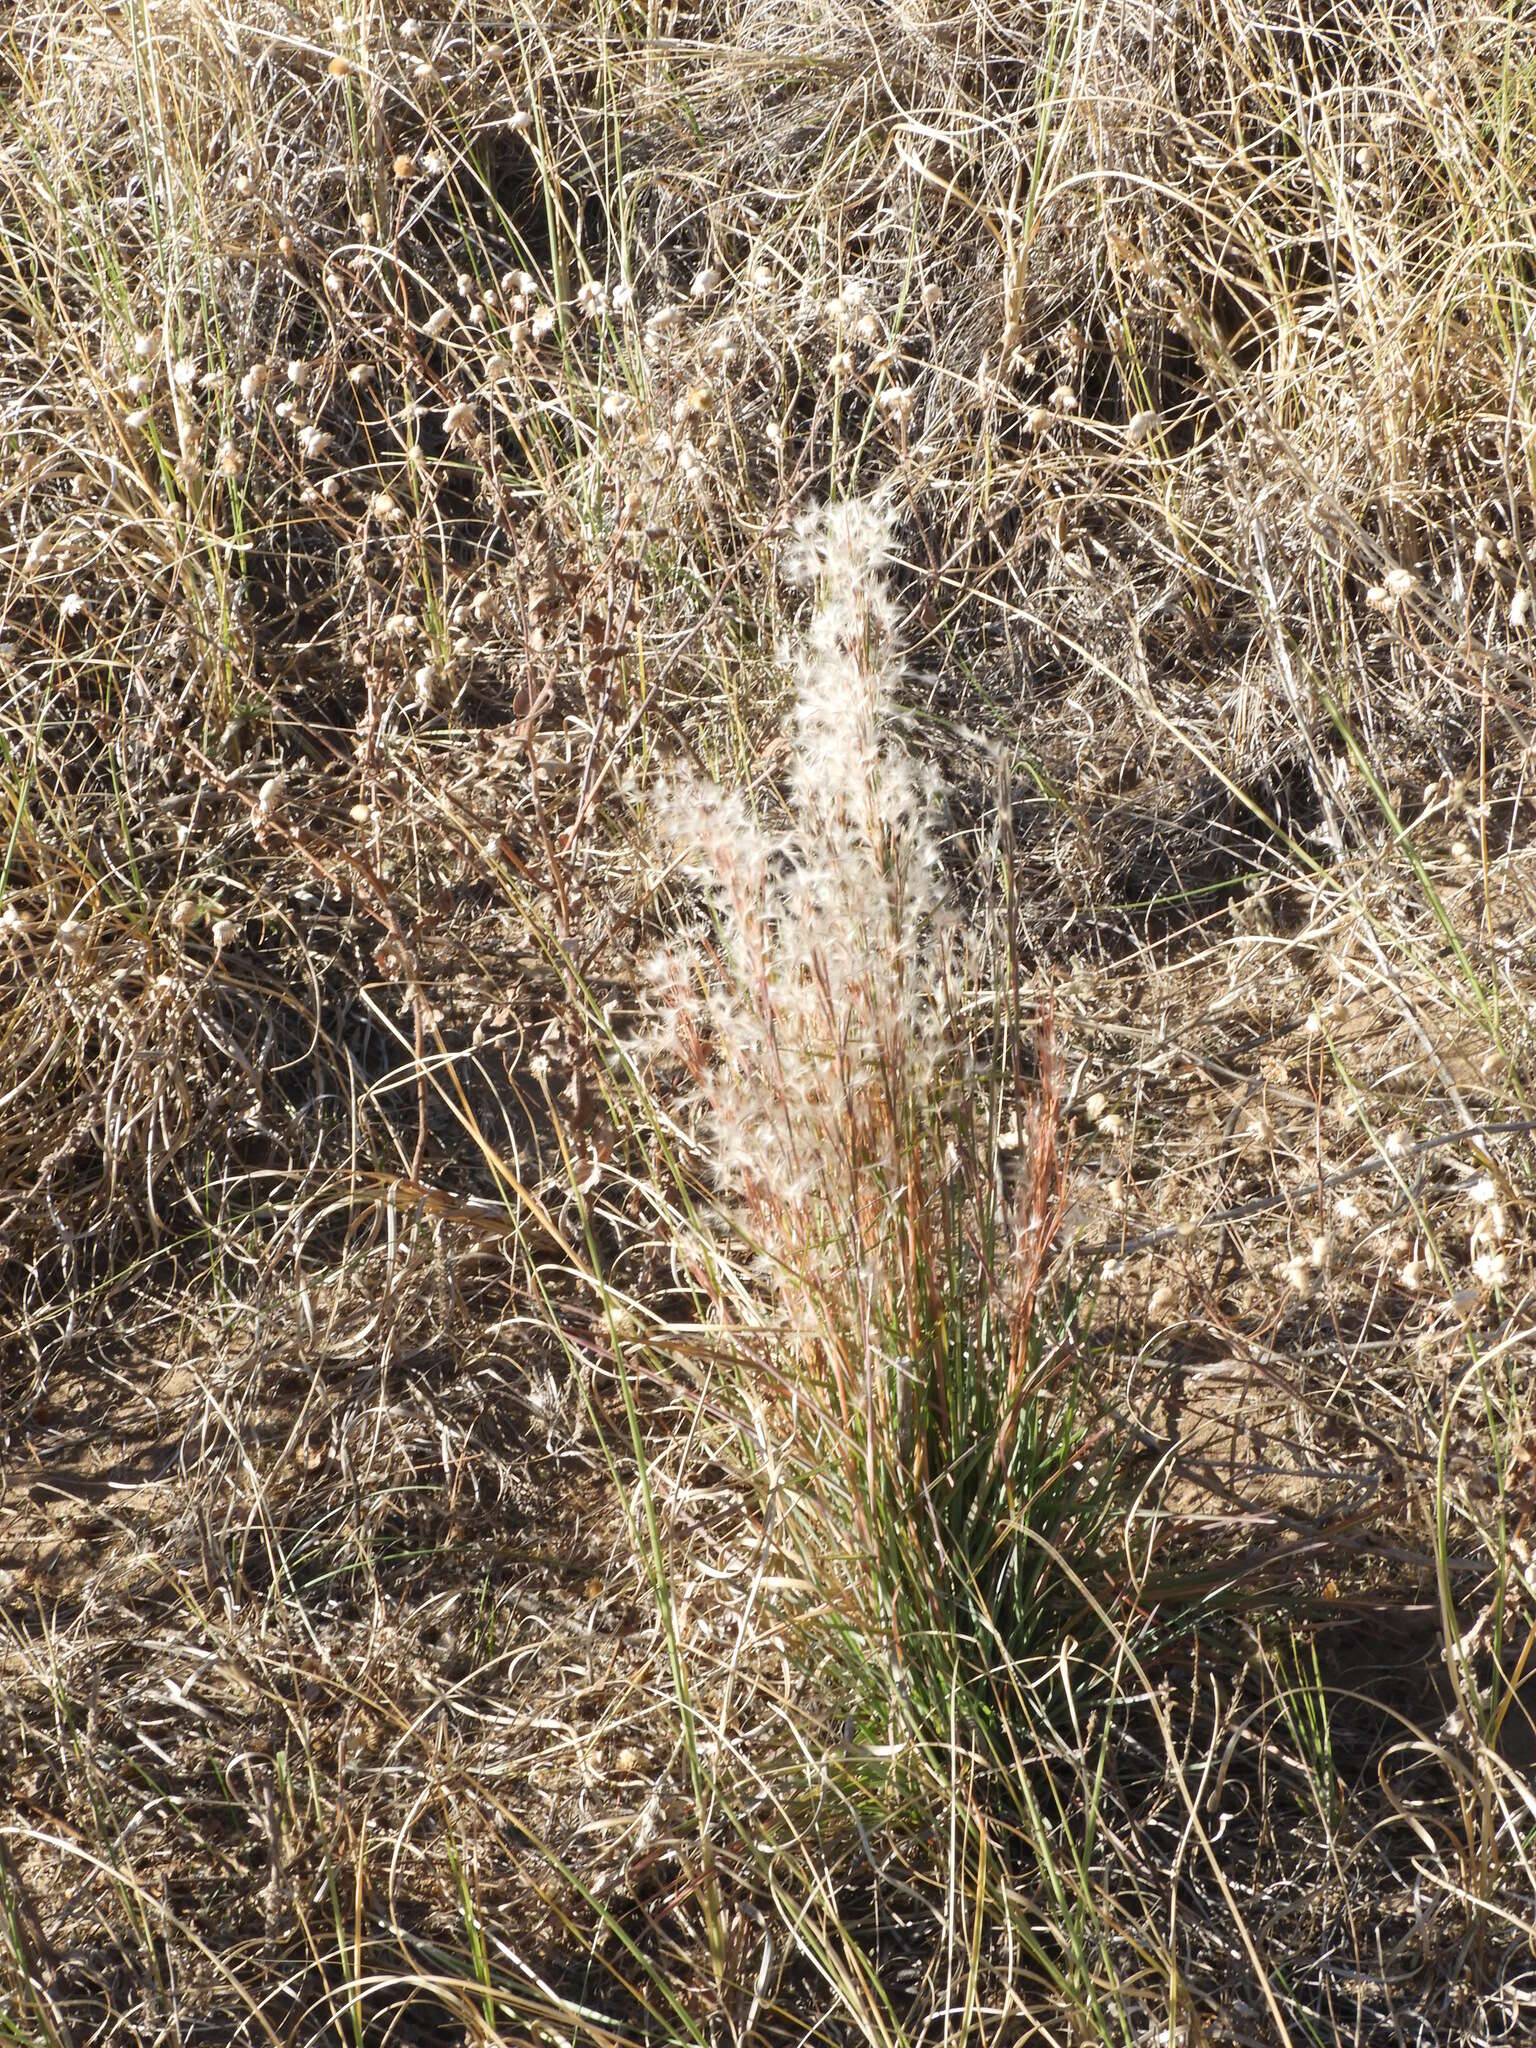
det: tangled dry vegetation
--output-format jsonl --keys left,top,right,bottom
{"left": 4, "top": 1, "right": 1536, "bottom": 2042}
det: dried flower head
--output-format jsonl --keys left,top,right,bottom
{"left": 1277, "top": 1253, "right": 1317, "bottom": 1299}
{"left": 648, "top": 500, "right": 951, "bottom": 1217}
{"left": 1126, "top": 407, "right": 1159, "bottom": 446}
{"left": 1473, "top": 1248, "right": 1510, "bottom": 1289}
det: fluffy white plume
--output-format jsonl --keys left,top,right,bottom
{"left": 648, "top": 500, "right": 954, "bottom": 1215}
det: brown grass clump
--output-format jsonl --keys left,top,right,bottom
{"left": 4, "top": 2, "right": 1536, "bottom": 2043}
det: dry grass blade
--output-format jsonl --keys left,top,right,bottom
{"left": 3, "top": 2, "right": 1536, "bottom": 2044}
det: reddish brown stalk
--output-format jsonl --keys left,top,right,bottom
{"left": 993, "top": 1010, "right": 1069, "bottom": 1477}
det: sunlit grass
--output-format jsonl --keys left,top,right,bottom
{"left": 3, "top": 1, "right": 1536, "bottom": 2042}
